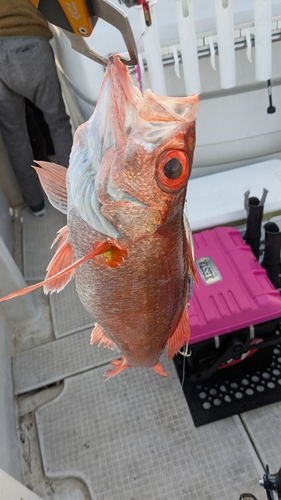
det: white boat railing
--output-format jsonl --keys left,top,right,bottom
{"left": 117, "top": 3, "right": 281, "bottom": 94}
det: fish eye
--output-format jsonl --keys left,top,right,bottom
{"left": 163, "top": 158, "right": 183, "bottom": 180}
{"left": 155, "top": 150, "right": 189, "bottom": 193}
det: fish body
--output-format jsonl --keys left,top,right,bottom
{"left": 71, "top": 208, "right": 188, "bottom": 370}
{"left": 1, "top": 55, "right": 199, "bottom": 378}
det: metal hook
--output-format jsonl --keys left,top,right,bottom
{"left": 37, "top": 0, "right": 138, "bottom": 67}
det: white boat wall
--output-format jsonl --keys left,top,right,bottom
{"left": 50, "top": 0, "right": 281, "bottom": 173}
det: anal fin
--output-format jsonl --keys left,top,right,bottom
{"left": 90, "top": 323, "right": 120, "bottom": 352}
{"left": 167, "top": 307, "right": 191, "bottom": 360}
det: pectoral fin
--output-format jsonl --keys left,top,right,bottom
{"left": 33, "top": 161, "right": 68, "bottom": 214}
{"left": 167, "top": 308, "right": 191, "bottom": 360}
{"left": 44, "top": 226, "right": 74, "bottom": 293}
{"left": 0, "top": 241, "right": 124, "bottom": 303}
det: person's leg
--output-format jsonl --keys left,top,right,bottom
{"left": 0, "top": 79, "right": 44, "bottom": 207}
{"left": 6, "top": 37, "right": 73, "bottom": 168}
{"left": 27, "top": 100, "right": 55, "bottom": 157}
{"left": 25, "top": 99, "right": 49, "bottom": 162}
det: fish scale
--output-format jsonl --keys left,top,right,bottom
{"left": 70, "top": 211, "right": 188, "bottom": 368}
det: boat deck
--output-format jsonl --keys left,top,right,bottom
{"left": 13, "top": 199, "right": 281, "bottom": 500}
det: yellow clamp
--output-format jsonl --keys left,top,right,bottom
{"left": 30, "top": 0, "right": 93, "bottom": 37}
{"left": 57, "top": 0, "right": 93, "bottom": 36}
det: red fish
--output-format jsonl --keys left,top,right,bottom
{"left": 0, "top": 55, "right": 199, "bottom": 378}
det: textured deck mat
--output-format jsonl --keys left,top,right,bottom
{"left": 23, "top": 201, "right": 66, "bottom": 281}
{"left": 36, "top": 361, "right": 263, "bottom": 500}
{"left": 23, "top": 200, "right": 94, "bottom": 337}
{"left": 241, "top": 401, "right": 281, "bottom": 469}
{"left": 174, "top": 344, "right": 281, "bottom": 427}
{"left": 49, "top": 280, "right": 94, "bottom": 338}
{"left": 13, "top": 328, "right": 116, "bottom": 395}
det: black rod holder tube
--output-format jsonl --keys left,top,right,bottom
{"left": 244, "top": 189, "right": 268, "bottom": 259}
{"left": 262, "top": 222, "right": 281, "bottom": 289}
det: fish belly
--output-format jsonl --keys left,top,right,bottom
{"left": 69, "top": 212, "right": 188, "bottom": 368}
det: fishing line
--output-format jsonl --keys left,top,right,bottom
{"left": 182, "top": 346, "right": 186, "bottom": 388}
{"left": 135, "top": 64, "right": 143, "bottom": 95}
{"left": 136, "top": 30, "right": 146, "bottom": 49}
{"left": 179, "top": 342, "right": 192, "bottom": 388}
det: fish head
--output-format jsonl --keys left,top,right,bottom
{"left": 68, "top": 55, "right": 199, "bottom": 241}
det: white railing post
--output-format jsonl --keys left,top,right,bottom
{"left": 176, "top": 0, "right": 201, "bottom": 95}
{"left": 215, "top": 0, "right": 236, "bottom": 89}
{"left": 175, "top": 0, "right": 201, "bottom": 95}
{"left": 254, "top": 0, "right": 272, "bottom": 81}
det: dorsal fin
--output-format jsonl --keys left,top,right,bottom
{"left": 33, "top": 161, "right": 68, "bottom": 214}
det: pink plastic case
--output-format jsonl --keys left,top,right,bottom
{"left": 189, "top": 227, "right": 281, "bottom": 344}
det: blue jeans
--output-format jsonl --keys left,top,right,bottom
{"left": 0, "top": 37, "right": 73, "bottom": 206}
